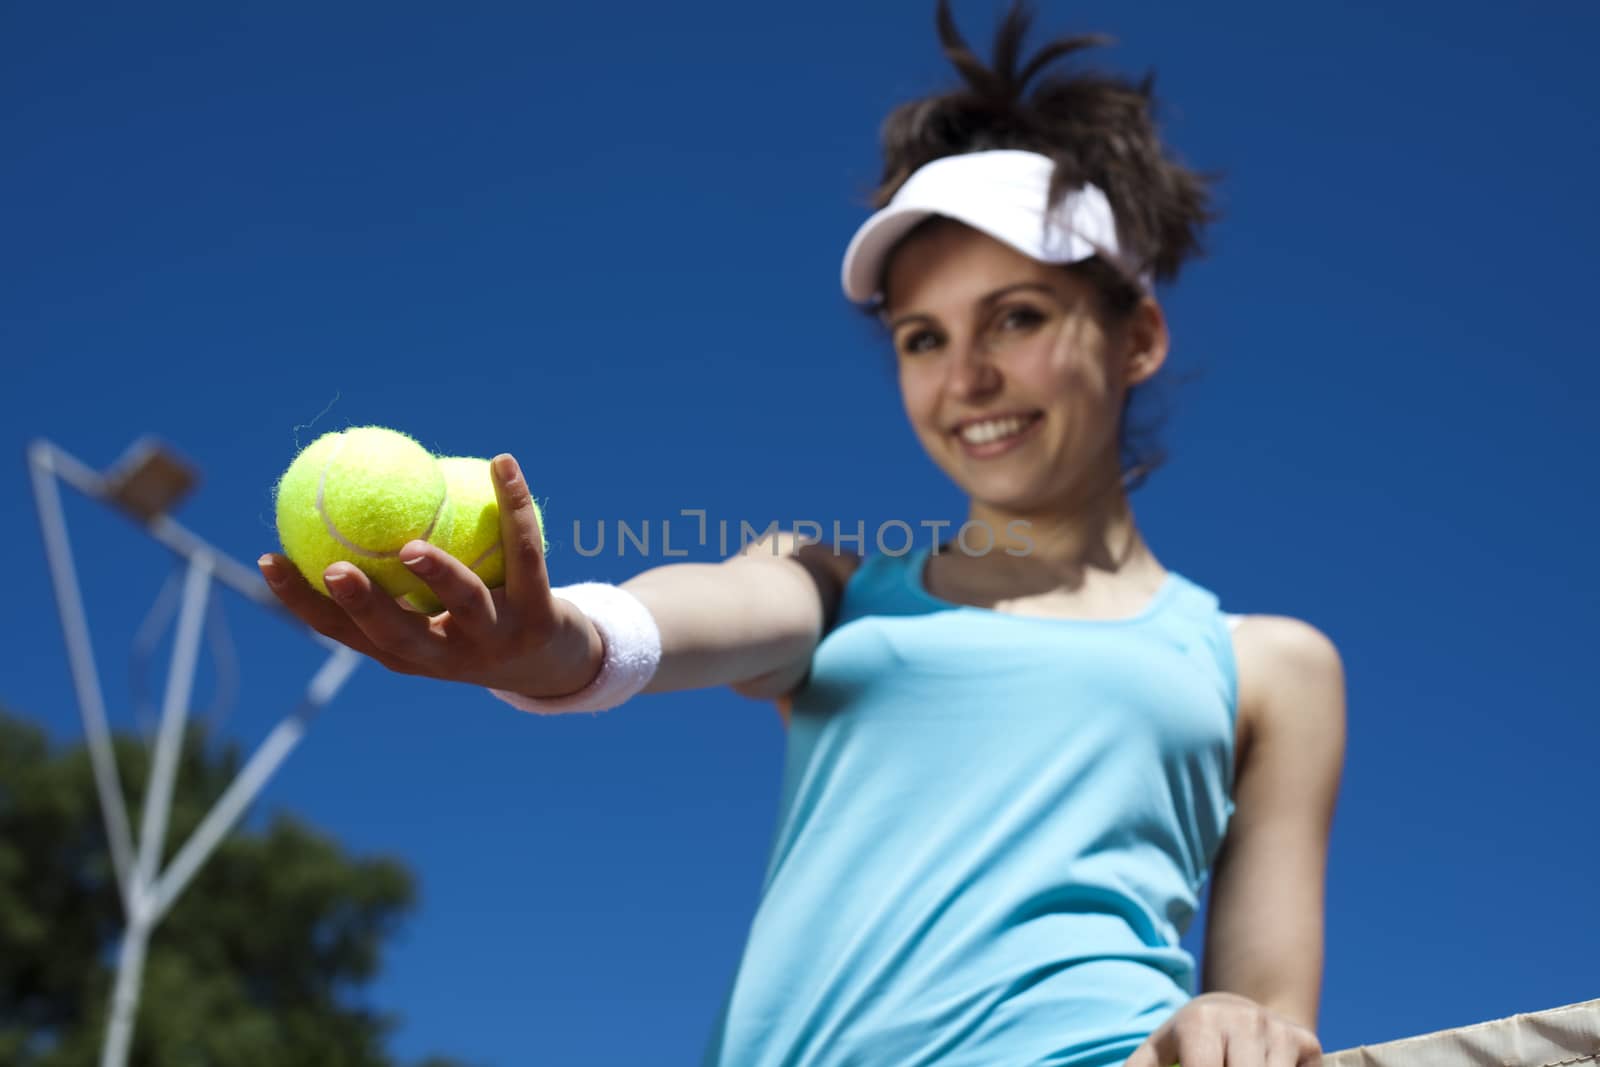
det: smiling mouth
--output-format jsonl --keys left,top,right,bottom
{"left": 953, "top": 412, "right": 1043, "bottom": 446}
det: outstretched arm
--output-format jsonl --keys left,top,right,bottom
{"left": 261, "top": 454, "right": 846, "bottom": 706}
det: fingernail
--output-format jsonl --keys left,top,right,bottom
{"left": 326, "top": 572, "right": 355, "bottom": 599}
{"left": 493, "top": 454, "right": 518, "bottom": 485}
{"left": 258, "top": 555, "right": 283, "bottom": 586}
{"left": 402, "top": 553, "right": 436, "bottom": 575}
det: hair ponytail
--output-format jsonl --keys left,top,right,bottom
{"left": 874, "top": 0, "right": 1221, "bottom": 297}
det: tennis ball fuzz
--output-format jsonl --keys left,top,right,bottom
{"left": 274, "top": 426, "right": 446, "bottom": 599}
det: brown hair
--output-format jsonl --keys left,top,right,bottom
{"left": 867, "top": 0, "right": 1222, "bottom": 489}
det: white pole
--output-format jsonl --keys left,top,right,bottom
{"left": 98, "top": 553, "right": 214, "bottom": 1067}
{"left": 27, "top": 442, "right": 138, "bottom": 909}
{"left": 131, "top": 553, "right": 211, "bottom": 891}
{"left": 99, "top": 897, "right": 152, "bottom": 1067}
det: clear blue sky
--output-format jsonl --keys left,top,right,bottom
{"left": 5, "top": 2, "right": 1597, "bottom": 1064}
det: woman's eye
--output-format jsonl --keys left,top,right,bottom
{"left": 998, "top": 306, "right": 1045, "bottom": 331}
{"left": 900, "top": 330, "right": 941, "bottom": 355}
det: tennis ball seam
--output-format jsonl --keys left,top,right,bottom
{"left": 315, "top": 432, "right": 449, "bottom": 558}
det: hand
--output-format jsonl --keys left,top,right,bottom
{"left": 258, "top": 453, "right": 603, "bottom": 702}
{"left": 1124, "top": 992, "right": 1322, "bottom": 1067}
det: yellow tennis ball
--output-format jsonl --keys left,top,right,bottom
{"left": 404, "top": 456, "right": 547, "bottom": 614}
{"left": 273, "top": 426, "right": 446, "bottom": 599}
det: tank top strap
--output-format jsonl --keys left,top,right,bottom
{"left": 1155, "top": 572, "right": 1241, "bottom": 736}
{"left": 835, "top": 546, "right": 933, "bottom": 623}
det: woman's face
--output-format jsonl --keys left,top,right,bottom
{"left": 880, "top": 219, "right": 1165, "bottom": 517}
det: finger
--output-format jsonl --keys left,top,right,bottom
{"left": 1289, "top": 1029, "right": 1323, "bottom": 1067}
{"left": 492, "top": 453, "right": 557, "bottom": 632}
{"left": 321, "top": 561, "right": 450, "bottom": 666}
{"left": 1224, "top": 1018, "right": 1268, "bottom": 1067}
{"left": 1122, "top": 1037, "right": 1164, "bottom": 1067}
{"left": 258, "top": 554, "right": 388, "bottom": 659}
{"left": 1133, "top": 1019, "right": 1181, "bottom": 1067}
{"left": 1176, "top": 1019, "right": 1227, "bottom": 1067}
{"left": 398, "top": 540, "right": 500, "bottom": 643}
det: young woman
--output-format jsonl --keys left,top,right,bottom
{"left": 260, "top": 3, "right": 1346, "bottom": 1064}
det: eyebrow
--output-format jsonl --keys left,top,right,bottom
{"left": 883, "top": 282, "right": 1061, "bottom": 333}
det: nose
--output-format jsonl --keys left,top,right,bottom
{"left": 945, "top": 335, "right": 1001, "bottom": 399}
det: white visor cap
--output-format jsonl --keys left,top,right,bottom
{"left": 840, "top": 148, "right": 1151, "bottom": 304}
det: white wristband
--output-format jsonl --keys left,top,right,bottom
{"left": 488, "top": 583, "right": 662, "bottom": 715}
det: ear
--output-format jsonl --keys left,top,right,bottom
{"left": 1123, "top": 296, "right": 1169, "bottom": 387}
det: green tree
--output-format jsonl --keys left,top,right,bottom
{"left": 0, "top": 706, "right": 473, "bottom": 1067}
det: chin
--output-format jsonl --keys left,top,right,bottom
{"left": 956, "top": 477, "right": 1048, "bottom": 514}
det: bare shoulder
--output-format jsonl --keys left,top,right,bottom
{"left": 1230, "top": 615, "right": 1347, "bottom": 754}
{"left": 1232, "top": 614, "right": 1343, "bottom": 676}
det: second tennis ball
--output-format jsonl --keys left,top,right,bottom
{"left": 403, "top": 456, "right": 547, "bottom": 614}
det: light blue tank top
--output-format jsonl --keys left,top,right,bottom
{"left": 699, "top": 545, "right": 1239, "bottom": 1067}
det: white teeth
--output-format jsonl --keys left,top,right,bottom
{"left": 958, "top": 415, "right": 1035, "bottom": 445}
